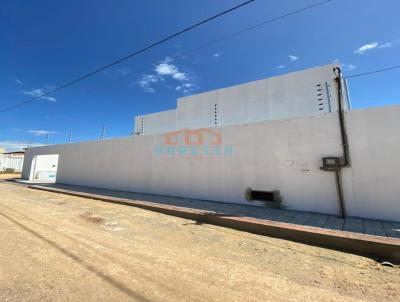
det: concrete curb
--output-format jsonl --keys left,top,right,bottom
{"left": 29, "top": 185, "right": 400, "bottom": 263}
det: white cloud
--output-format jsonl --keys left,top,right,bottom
{"left": 28, "top": 130, "right": 57, "bottom": 136}
{"left": 155, "top": 63, "right": 179, "bottom": 76}
{"left": 354, "top": 42, "right": 378, "bottom": 54}
{"left": 43, "top": 96, "right": 56, "bottom": 102}
{"left": 379, "top": 42, "right": 392, "bottom": 49}
{"left": 161, "top": 56, "right": 174, "bottom": 63}
{"left": 182, "top": 83, "right": 195, "bottom": 88}
{"left": 175, "top": 83, "right": 197, "bottom": 94}
{"left": 0, "top": 140, "right": 43, "bottom": 152}
{"left": 213, "top": 53, "right": 220, "bottom": 58}
{"left": 138, "top": 57, "right": 197, "bottom": 94}
{"left": 138, "top": 74, "right": 158, "bottom": 93}
{"left": 354, "top": 41, "right": 393, "bottom": 54}
{"left": 172, "top": 72, "right": 187, "bottom": 81}
{"left": 22, "top": 87, "right": 56, "bottom": 102}
{"left": 340, "top": 63, "right": 357, "bottom": 71}
{"left": 276, "top": 65, "right": 285, "bottom": 69}
{"left": 14, "top": 78, "right": 23, "bottom": 85}
{"left": 289, "top": 55, "right": 299, "bottom": 61}
{"left": 154, "top": 57, "right": 188, "bottom": 81}
{"left": 180, "top": 83, "right": 197, "bottom": 95}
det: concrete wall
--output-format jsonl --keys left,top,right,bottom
{"left": 135, "top": 64, "right": 349, "bottom": 135}
{"left": 22, "top": 105, "right": 400, "bottom": 222}
{"left": 134, "top": 109, "right": 177, "bottom": 135}
{"left": 343, "top": 105, "right": 400, "bottom": 222}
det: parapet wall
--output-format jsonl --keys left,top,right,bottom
{"left": 134, "top": 64, "right": 350, "bottom": 135}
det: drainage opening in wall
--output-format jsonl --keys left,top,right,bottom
{"left": 245, "top": 188, "right": 281, "bottom": 207}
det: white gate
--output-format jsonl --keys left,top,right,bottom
{"left": 0, "top": 154, "right": 24, "bottom": 172}
{"left": 30, "top": 154, "right": 59, "bottom": 182}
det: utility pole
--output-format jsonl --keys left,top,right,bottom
{"left": 101, "top": 125, "right": 106, "bottom": 140}
{"left": 27, "top": 137, "right": 33, "bottom": 148}
{"left": 68, "top": 129, "right": 72, "bottom": 143}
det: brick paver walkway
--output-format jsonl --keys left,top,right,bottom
{"left": 42, "top": 183, "right": 400, "bottom": 239}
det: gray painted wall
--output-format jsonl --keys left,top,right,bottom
{"left": 22, "top": 105, "right": 400, "bottom": 222}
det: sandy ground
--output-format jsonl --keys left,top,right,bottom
{"left": 0, "top": 180, "right": 399, "bottom": 302}
{"left": 0, "top": 173, "right": 21, "bottom": 179}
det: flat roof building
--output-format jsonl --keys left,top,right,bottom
{"left": 21, "top": 64, "right": 400, "bottom": 222}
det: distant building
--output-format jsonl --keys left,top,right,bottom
{"left": 0, "top": 151, "right": 25, "bottom": 172}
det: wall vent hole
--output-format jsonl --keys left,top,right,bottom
{"left": 245, "top": 188, "right": 280, "bottom": 205}
{"left": 251, "top": 190, "right": 274, "bottom": 201}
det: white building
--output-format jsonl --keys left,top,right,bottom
{"left": 21, "top": 64, "right": 400, "bottom": 222}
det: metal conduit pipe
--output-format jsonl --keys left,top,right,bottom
{"left": 334, "top": 67, "right": 351, "bottom": 167}
{"left": 320, "top": 67, "right": 350, "bottom": 218}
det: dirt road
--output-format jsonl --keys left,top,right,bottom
{"left": 0, "top": 180, "right": 398, "bottom": 301}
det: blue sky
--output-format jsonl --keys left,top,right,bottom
{"left": 1, "top": 0, "right": 399, "bottom": 150}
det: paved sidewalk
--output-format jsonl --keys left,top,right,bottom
{"left": 35, "top": 183, "right": 400, "bottom": 239}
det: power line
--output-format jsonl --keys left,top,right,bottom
{"left": 9, "top": 0, "right": 397, "bottom": 112}
{"left": 343, "top": 65, "right": 400, "bottom": 79}
{"left": 181, "top": 0, "right": 334, "bottom": 57}
{"left": 101, "top": 0, "right": 335, "bottom": 79}
{"left": 1, "top": 0, "right": 335, "bottom": 113}
{"left": 0, "top": 0, "right": 256, "bottom": 113}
